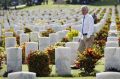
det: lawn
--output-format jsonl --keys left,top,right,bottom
{"left": 16, "top": 0, "right": 116, "bottom": 10}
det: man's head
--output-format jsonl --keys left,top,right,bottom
{"left": 81, "top": 5, "right": 89, "bottom": 15}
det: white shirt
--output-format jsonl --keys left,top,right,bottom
{"left": 80, "top": 14, "right": 94, "bottom": 38}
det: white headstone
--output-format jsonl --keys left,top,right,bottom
{"left": 110, "top": 22, "right": 116, "bottom": 30}
{"left": 96, "top": 72, "right": 120, "bottom": 79}
{"left": 65, "top": 42, "right": 79, "bottom": 65}
{"left": 33, "top": 26, "right": 39, "bottom": 32}
{"left": 5, "top": 37, "right": 16, "bottom": 49}
{"left": 25, "top": 42, "right": 38, "bottom": 57}
{"left": 4, "top": 22, "right": 10, "bottom": 31}
{"left": 13, "top": 25, "right": 21, "bottom": 32}
{"left": 104, "top": 47, "right": 120, "bottom": 71}
{"left": 49, "top": 33, "right": 57, "bottom": 45}
{"left": 55, "top": 47, "right": 71, "bottom": 76}
{"left": 106, "top": 41, "right": 119, "bottom": 47}
{"left": 73, "top": 37, "right": 80, "bottom": 42}
{"left": 8, "top": 72, "right": 36, "bottom": 79}
{"left": 20, "top": 33, "right": 29, "bottom": 45}
{"left": 30, "top": 32, "right": 39, "bottom": 42}
{"left": 5, "top": 32, "right": 13, "bottom": 37}
{"left": 16, "top": 30, "right": 24, "bottom": 36}
{"left": 56, "top": 31, "right": 65, "bottom": 42}
{"left": 107, "top": 37, "right": 118, "bottom": 41}
{"left": 7, "top": 47, "right": 22, "bottom": 72}
{"left": 39, "top": 37, "right": 50, "bottom": 51}
{"left": 108, "top": 30, "right": 118, "bottom": 37}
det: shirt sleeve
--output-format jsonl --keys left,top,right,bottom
{"left": 87, "top": 15, "right": 94, "bottom": 37}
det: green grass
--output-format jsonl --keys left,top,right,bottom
{"left": 19, "top": 4, "right": 112, "bottom": 11}
{"left": 16, "top": 0, "right": 117, "bottom": 10}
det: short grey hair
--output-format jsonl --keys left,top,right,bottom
{"left": 81, "top": 5, "right": 89, "bottom": 11}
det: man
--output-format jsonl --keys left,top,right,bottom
{"left": 78, "top": 5, "right": 94, "bottom": 53}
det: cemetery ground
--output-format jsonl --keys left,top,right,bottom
{"left": 0, "top": 0, "right": 119, "bottom": 79}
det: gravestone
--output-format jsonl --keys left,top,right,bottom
{"left": 25, "top": 42, "right": 38, "bottom": 57}
{"left": 107, "top": 37, "right": 118, "bottom": 41}
{"left": 73, "top": 37, "right": 80, "bottom": 42}
{"left": 104, "top": 47, "right": 120, "bottom": 71}
{"left": 65, "top": 42, "right": 79, "bottom": 65}
{"left": 30, "top": 32, "right": 39, "bottom": 42}
{"left": 49, "top": 33, "right": 57, "bottom": 45}
{"left": 39, "top": 37, "right": 50, "bottom": 51}
{"left": 110, "top": 22, "right": 116, "bottom": 30}
{"left": 55, "top": 47, "right": 71, "bottom": 76}
{"left": 16, "top": 30, "right": 24, "bottom": 36}
{"left": 8, "top": 72, "right": 36, "bottom": 79}
{"left": 108, "top": 30, "right": 118, "bottom": 37}
{"left": 5, "top": 37, "right": 16, "bottom": 49}
{"left": 56, "top": 31, "right": 65, "bottom": 42}
{"left": 13, "top": 25, "right": 21, "bottom": 32}
{"left": 96, "top": 72, "right": 120, "bottom": 79}
{"left": 20, "top": 33, "right": 29, "bottom": 45}
{"left": 106, "top": 41, "right": 119, "bottom": 47}
{"left": 4, "top": 22, "right": 10, "bottom": 31}
{"left": 5, "top": 32, "right": 13, "bottom": 37}
{"left": 7, "top": 47, "right": 22, "bottom": 72}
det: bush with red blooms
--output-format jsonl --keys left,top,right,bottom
{"left": 77, "top": 45, "right": 103, "bottom": 75}
{"left": 45, "top": 46, "right": 55, "bottom": 64}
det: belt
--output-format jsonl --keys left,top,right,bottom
{"left": 82, "top": 33, "right": 87, "bottom": 36}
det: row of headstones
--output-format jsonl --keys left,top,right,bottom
{"left": 2, "top": 8, "right": 82, "bottom": 31}
{"left": 96, "top": 6, "right": 120, "bottom": 79}
{"left": 2, "top": 7, "right": 100, "bottom": 33}
{"left": 5, "top": 27, "right": 79, "bottom": 75}
{"left": 1, "top": 8, "right": 104, "bottom": 43}
{"left": 6, "top": 41, "right": 79, "bottom": 75}
{"left": 7, "top": 41, "right": 79, "bottom": 78}
{"left": 94, "top": 8, "right": 110, "bottom": 33}
{"left": 5, "top": 29, "right": 70, "bottom": 50}
{"left": 2, "top": 8, "right": 106, "bottom": 37}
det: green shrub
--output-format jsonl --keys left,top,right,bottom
{"left": 66, "top": 29, "right": 79, "bottom": 41}
{"left": 27, "top": 50, "right": 51, "bottom": 77}
{"left": 41, "top": 28, "right": 55, "bottom": 37}
{"left": 55, "top": 42, "right": 66, "bottom": 47}
{"left": 24, "top": 27, "right": 32, "bottom": 33}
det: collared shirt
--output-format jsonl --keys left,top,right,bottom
{"left": 80, "top": 14, "right": 94, "bottom": 37}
